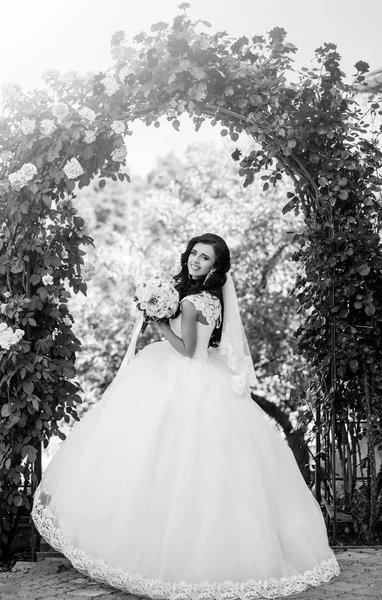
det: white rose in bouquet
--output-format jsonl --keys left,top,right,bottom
{"left": 133, "top": 278, "right": 179, "bottom": 333}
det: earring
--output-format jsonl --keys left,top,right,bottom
{"left": 204, "top": 269, "right": 216, "bottom": 284}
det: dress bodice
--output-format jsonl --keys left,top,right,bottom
{"left": 169, "top": 292, "right": 221, "bottom": 362}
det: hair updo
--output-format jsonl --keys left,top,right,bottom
{"left": 173, "top": 233, "right": 231, "bottom": 347}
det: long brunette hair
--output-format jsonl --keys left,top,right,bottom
{"left": 173, "top": 233, "right": 231, "bottom": 347}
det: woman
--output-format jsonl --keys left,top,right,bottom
{"left": 32, "top": 233, "right": 340, "bottom": 599}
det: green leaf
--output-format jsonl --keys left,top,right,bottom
{"left": 30, "top": 274, "right": 41, "bottom": 285}
{"left": 38, "top": 287, "right": 48, "bottom": 301}
{"left": 13, "top": 495, "right": 23, "bottom": 507}
{"left": 365, "top": 304, "right": 375, "bottom": 316}
{"left": 26, "top": 446, "right": 37, "bottom": 462}
{"left": 83, "top": 146, "right": 94, "bottom": 160}
{"left": 1, "top": 404, "right": 11, "bottom": 418}
{"left": 23, "top": 381, "right": 34, "bottom": 396}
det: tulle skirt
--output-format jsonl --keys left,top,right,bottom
{"left": 32, "top": 340, "right": 339, "bottom": 599}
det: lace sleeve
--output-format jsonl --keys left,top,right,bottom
{"left": 181, "top": 292, "right": 221, "bottom": 327}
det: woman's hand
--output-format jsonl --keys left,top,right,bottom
{"left": 156, "top": 320, "right": 168, "bottom": 333}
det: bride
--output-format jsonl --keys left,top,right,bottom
{"left": 32, "top": 232, "right": 340, "bottom": 599}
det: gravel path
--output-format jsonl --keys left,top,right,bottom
{"left": 0, "top": 549, "right": 381, "bottom": 600}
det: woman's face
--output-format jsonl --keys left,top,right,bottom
{"left": 187, "top": 243, "right": 216, "bottom": 280}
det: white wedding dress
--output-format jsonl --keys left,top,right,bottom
{"left": 32, "top": 291, "right": 339, "bottom": 599}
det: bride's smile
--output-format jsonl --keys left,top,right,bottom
{"left": 187, "top": 242, "right": 216, "bottom": 279}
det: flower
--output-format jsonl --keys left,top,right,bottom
{"left": 42, "top": 69, "right": 60, "bottom": 84}
{"left": 20, "top": 118, "right": 36, "bottom": 135}
{"left": 1, "top": 83, "right": 22, "bottom": 104}
{"left": 8, "top": 170, "right": 27, "bottom": 188}
{"left": 134, "top": 278, "right": 179, "bottom": 321}
{"left": 40, "top": 119, "right": 56, "bottom": 136}
{"left": 101, "top": 74, "right": 119, "bottom": 96}
{"left": 84, "top": 130, "right": 96, "bottom": 144}
{"left": 42, "top": 274, "right": 54, "bottom": 286}
{"left": 20, "top": 163, "right": 37, "bottom": 181}
{"left": 191, "top": 82, "right": 208, "bottom": 102}
{"left": 52, "top": 102, "right": 69, "bottom": 122}
{"left": 61, "top": 70, "right": 79, "bottom": 86}
{"left": 3, "top": 292, "right": 11, "bottom": 299}
{"left": 63, "top": 158, "right": 84, "bottom": 179}
{"left": 82, "top": 261, "right": 96, "bottom": 282}
{"left": 0, "top": 151, "right": 13, "bottom": 164}
{"left": 111, "top": 146, "right": 127, "bottom": 162}
{"left": 118, "top": 66, "right": 130, "bottom": 83}
{"left": 61, "top": 249, "right": 68, "bottom": 259}
{"left": 110, "top": 120, "right": 125, "bottom": 135}
{"left": 78, "top": 107, "right": 96, "bottom": 123}
{"left": 57, "top": 197, "right": 72, "bottom": 210}
{"left": 0, "top": 323, "right": 24, "bottom": 351}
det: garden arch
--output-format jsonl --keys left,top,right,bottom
{"left": 1, "top": 4, "right": 382, "bottom": 552}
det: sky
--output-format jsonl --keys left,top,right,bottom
{"left": 1, "top": 0, "right": 381, "bottom": 174}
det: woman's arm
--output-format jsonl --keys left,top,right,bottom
{"left": 156, "top": 300, "right": 198, "bottom": 358}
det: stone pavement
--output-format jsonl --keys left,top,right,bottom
{"left": 0, "top": 549, "right": 381, "bottom": 600}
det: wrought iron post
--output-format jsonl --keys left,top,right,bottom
{"left": 315, "top": 403, "right": 322, "bottom": 504}
{"left": 330, "top": 277, "right": 337, "bottom": 544}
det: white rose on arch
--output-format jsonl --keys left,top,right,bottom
{"left": 84, "top": 131, "right": 96, "bottom": 144}
{"left": 0, "top": 151, "right": 13, "bottom": 164}
{"left": 20, "top": 118, "right": 36, "bottom": 135}
{"left": 0, "top": 323, "right": 24, "bottom": 351}
{"left": 42, "top": 274, "right": 54, "bottom": 286}
{"left": 63, "top": 158, "right": 84, "bottom": 179}
{"left": 118, "top": 66, "right": 129, "bottom": 82}
{"left": 78, "top": 107, "right": 96, "bottom": 123}
{"left": 42, "top": 69, "right": 60, "bottom": 84}
{"left": 110, "top": 120, "right": 125, "bottom": 135}
{"left": 20, "top": 163, "right": 37, "bottom": 181}
{"left": 40, "top": 119, "right": 56, "bottom": 136}
{"left": 61, "top": 70, "right": 79, "bottom": 86}
{"left": 8, "top": 171, "right": 27, "bottom": 188}
{"left": 52, "top": 102, "right": 69, "bottom": 123}
{"left": 111, "top": 145, "right": 127, "bottom": 162}
{"left": 1, "top": 83, "right": 22, "bottom": 104}
{"left": 101, "top": 74, "right": 119, "bottom": 96}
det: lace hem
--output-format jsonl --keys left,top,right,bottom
{"left": 32, "top": 485, "right": 340, "bottom": 600}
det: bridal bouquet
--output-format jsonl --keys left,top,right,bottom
{"left": 133, "top": 278, "right": 179, "bottom": 333}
